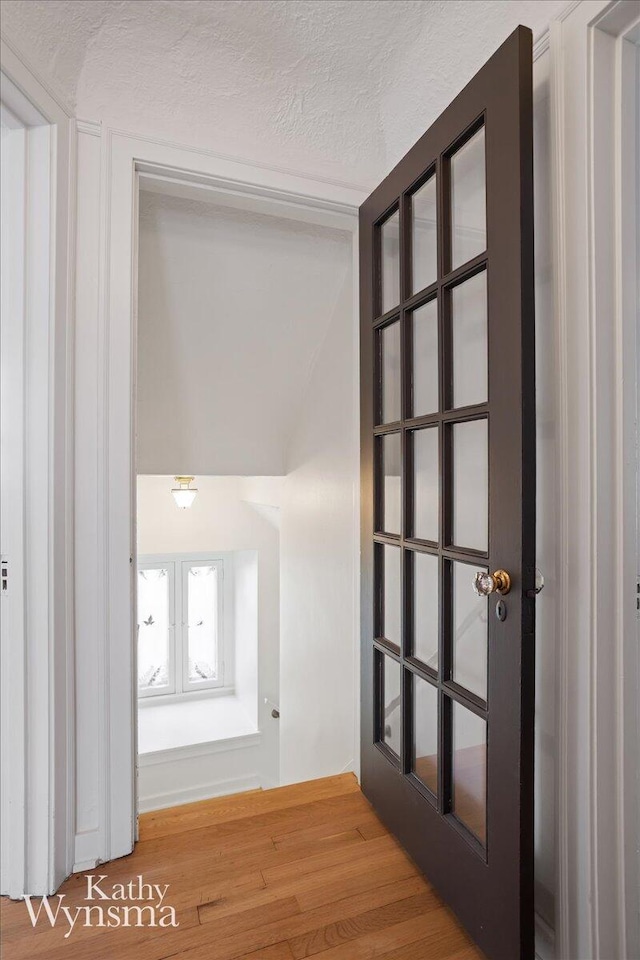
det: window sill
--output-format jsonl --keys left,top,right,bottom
{"left": 138, "top": 685, "right": 235, "bottom": 707}
{"left": 137, "top": 693, "right": 258, "bottom": 755}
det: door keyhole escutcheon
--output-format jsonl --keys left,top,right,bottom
{"left": 473, "top": 569, "right": 512, "bottom": 597}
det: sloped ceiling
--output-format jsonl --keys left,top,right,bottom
{"left": 136, "top": 190, "right": 352, "bottom": 475}
{"left": 3, "top": 0, "right": 566, "bottom": 186}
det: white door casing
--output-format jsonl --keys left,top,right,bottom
{"left": 73, "top": 127, "right": 364, "bottom": 868}
{"left": 0, "top": 36, "right": 75, "bottom": 898}
{"left": 549, "top": 1, "right": 640, "bottom": 957}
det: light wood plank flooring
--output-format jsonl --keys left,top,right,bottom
{"left": 1, "top": 773, "right": 483, "bottom": 959}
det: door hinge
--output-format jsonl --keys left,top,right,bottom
{"left": 1, "top": 558, "right": 8, "bottom": 595}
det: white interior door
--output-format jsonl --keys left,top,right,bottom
{"left": 0, "top": 100, "right": 27, "bottom": 899}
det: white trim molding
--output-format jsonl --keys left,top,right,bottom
{"left": 76, "top": 119, "right": 101, "bottom": 138}
{"left": 550, "top": 2, "right": 640, "bottom": 956}
{"left": 0, "top": 33, "right": 75, "bottom": 896}
{"left": 138, "top": 776, "right": 263, "bottom": 815}
{"left": 72, "top": 117, "right": 106, "bottom": 873}
{"left": 0, "top": 32, "right": 73, "bottom": 120}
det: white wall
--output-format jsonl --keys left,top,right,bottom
{"left": 137, "top": 191, "right": 352, "bottom": 476}
{"left": 136, "top": 475, "right": 282, "bottom": 789}
{"left": 234, "top": 550, "right": 259, "bottom": 728}
{"left": 279, "top": 263, "right": 357, "bottom": 784}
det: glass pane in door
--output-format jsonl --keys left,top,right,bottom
{"left": 411, "top": 174, "right": 437, "bottom": 293}
{"left": 378, "top": 432, "right": 402, "bottom": 535}
{"left": 412, "top": 550, "right": 439, "bottom": 670}
{"left": 413, "top": 673, "right": 438, "bottom": 795}
{"left": 450, "top": 126, "right": 486, "bottom": 269}
{"left": 452, "top": 271, "right": 487, "bottom": 409}
{"left": 411, "top": 299, "right": 439, "bottom": 417}
{"left": 452, "top": 419, "right": 488, "bottom": 551}
{"left": 381, "top": 210, "right": 400, "bottom": 314}
{"left": 452, "top": 561, "right": 488, "bottom": 700}
{"left": 412, "top": 427, "right": 439, "bottom": 542}
{"left": 380, "top": 544, "right": 401, "bottom": 649}
{"left": 452, "top": 701, "right": 487, "bottom": 845}
{"left": 382, "top": 654, "right": 401, "bottom": 757}
{"left": 378, "top": 321, "right": 401, "bottom": 424}
{"left": 137, "top": 567, "right": 171, "bottom": 692}
{"left": 187, "top": 565, "right": 219, "bottom": 682}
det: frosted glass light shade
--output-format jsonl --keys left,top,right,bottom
{"left": 172, "top": 476, "right": 197, "bottom": 509}
{"left": 172, "top": 488, "right": 197, "bottom": 509}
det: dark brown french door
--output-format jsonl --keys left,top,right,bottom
{"left": 360, "top": 26, "right": 535, "bottom": 960}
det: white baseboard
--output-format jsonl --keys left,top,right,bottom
{"left": 137, "top": 728, "right": 267, "bottom": 813}
{"left": 138, "top": 774, "right": 262, "bottom": 813}
{"left": 72, "top": 857, "right": 102, "bottom": 873}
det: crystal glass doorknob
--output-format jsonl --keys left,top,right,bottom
{"left": 473, "top": 569, "right": 512, "bottom": 597}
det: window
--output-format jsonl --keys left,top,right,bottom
{"left": 137, "top": 555, "right": 227, "bottom": 699}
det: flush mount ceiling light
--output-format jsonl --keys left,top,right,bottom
{"left": 172, "top": 476, "right": 198, "bottom": 509}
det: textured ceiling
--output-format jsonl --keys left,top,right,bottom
{"left": 2, "top": 0, "right": 566, "bottom": 186}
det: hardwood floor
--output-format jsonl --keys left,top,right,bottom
{"left": 0, "top": 774, "right": 484, "bottom": 959}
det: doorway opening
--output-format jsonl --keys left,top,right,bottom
{"left": 133, "top": 175, "right": 357, "bottom": 814}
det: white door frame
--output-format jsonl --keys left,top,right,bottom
{"left": 0, "top": 35, "right": 75, "bottom": 897}
{"left": 550, "top": 1, "right": 640, "bottom": 956}
{"left": 80, "top": 127, "right": 364, "bottom": 864}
